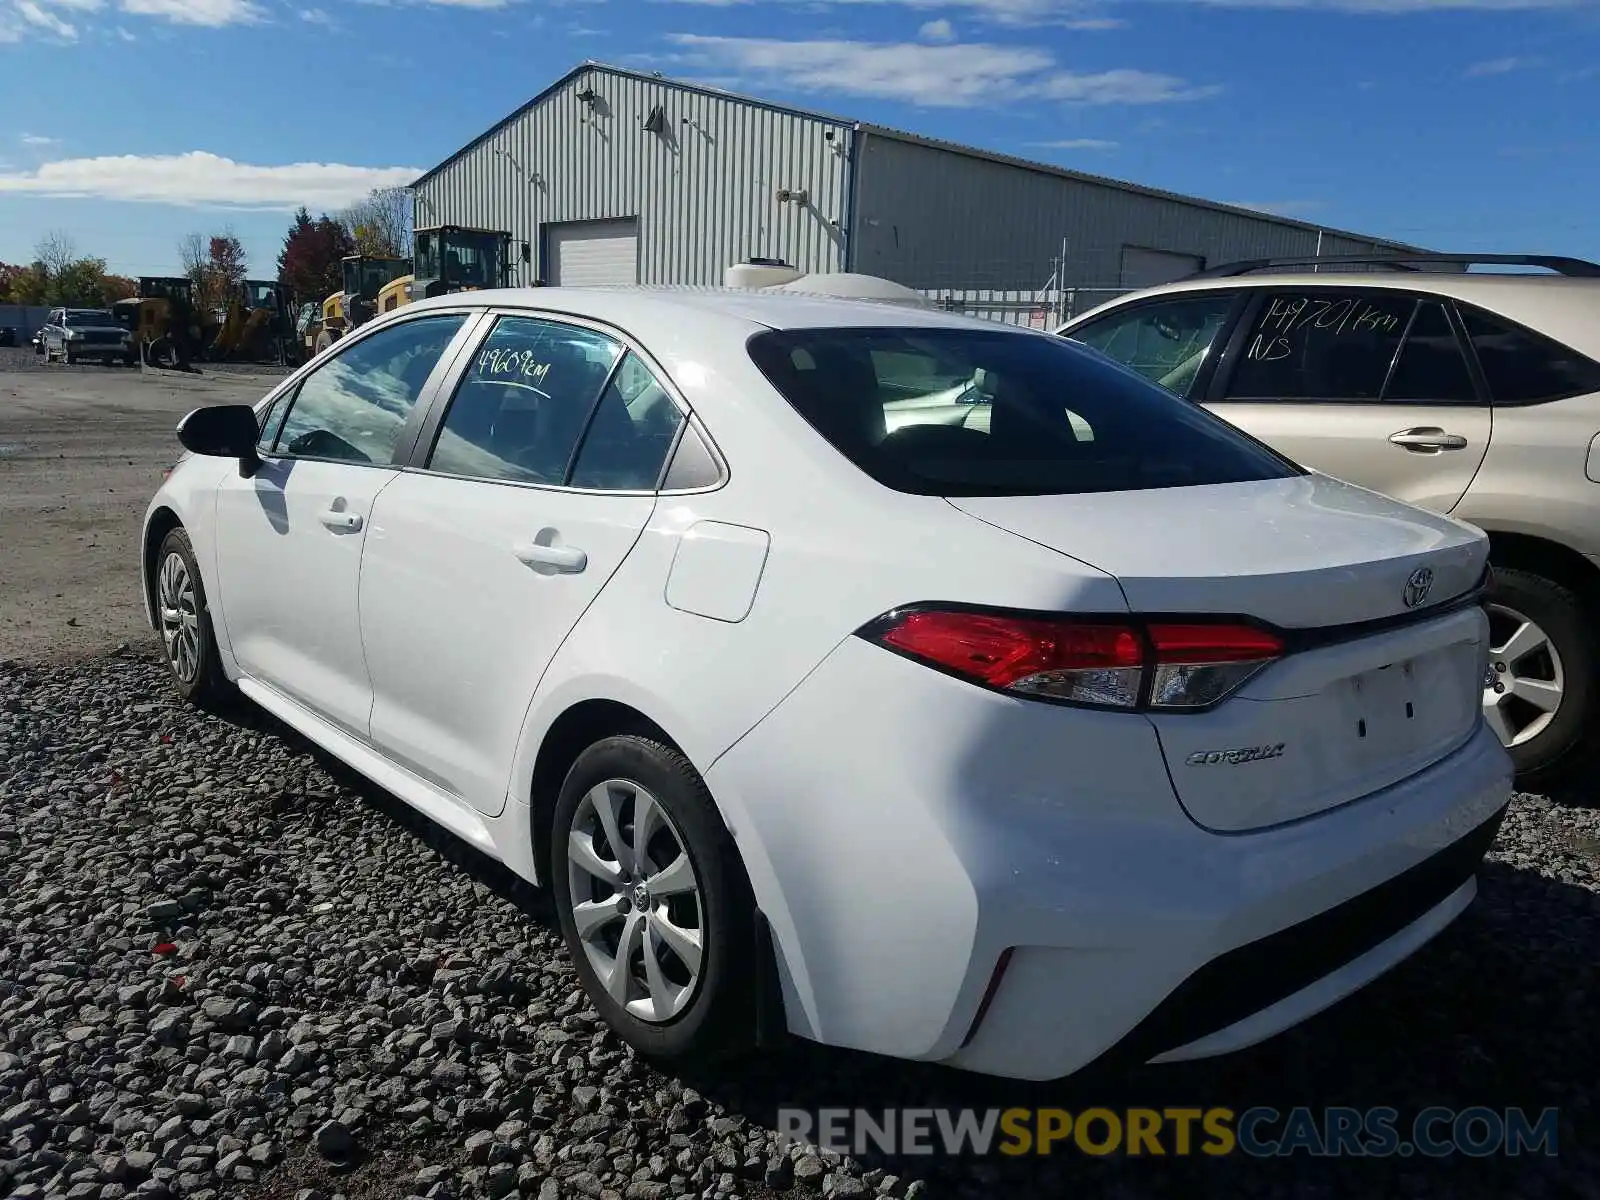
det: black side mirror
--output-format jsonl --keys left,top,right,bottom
{"left": 177, "top": 404, "right": 262, "bottom": 477}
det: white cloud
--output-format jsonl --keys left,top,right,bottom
{"left": 0, "top": 151, "right": 422, "bottom": 210}
{"left": 667, "top": 34, "right": 1217, "bottom": 107}
{"left": 918, "top": 15, "right": 954, "bottom": 36}
{"left": 1035, "top": 137, "right": 1119, "bottom": 149}
{"left": 298, "top": 5, "right": 332, "bottom": 19}
{"left": 21, "top": 133, "right": 61, "bottom": 146}
{"left": 1465, "top": 54, "right": 1539, "bottom": 75}
{"left": 118, "top": 0, "right": 261, "bottom": 23}
{"left": 16, "top": 0, "right": 78, "bottom": 36}
{"left": 115, "top": 21, "right": 135, "bottom": 33}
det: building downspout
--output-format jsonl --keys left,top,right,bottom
{"left": 841, "top": 123, "right": 863, "bottom": 273}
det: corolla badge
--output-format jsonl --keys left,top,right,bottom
{"left": 1403, "top": 566, "right": 1435, "bottom": 609}
{"left": 1186, "top": 743, "right": 1285, "bottom": 767}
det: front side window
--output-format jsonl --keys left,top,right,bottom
{"left": 1460, "top": 305, "right": 1600, "bottom": 404}
{"left": 1223, "top": 291, "right": 1414, "bottom": 401}
{"left": 747, "top": 326, "right": 1299, "bottom": 497}
{"left": 1068, "top": 293, "right": 1235, "bottom": 398}
{"left": 272, "top": 313, "right": 467, "bottom": 465}
{"left": 428, "top": 316, "right": 622, "bottom": 485}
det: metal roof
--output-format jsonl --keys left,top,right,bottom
{"left": 411, "top": 61, "right": 1419, "bottom": 252}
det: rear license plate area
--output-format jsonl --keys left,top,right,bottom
{"left": 1344, "top": 659, "right": 1426, "bottom": 761}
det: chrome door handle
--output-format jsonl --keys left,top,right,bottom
{"left": 318, "top": 509, "right": 363, "bottom": 532}
{"left": 514, "top": 540, "right": 587, "bottom": 574}
{"left": 1389, "top": 427, "right": 1469, "bottom": 453}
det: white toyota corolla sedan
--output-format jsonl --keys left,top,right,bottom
{"left": 141, "top": 284, "right": 1512, "bottom": 1080}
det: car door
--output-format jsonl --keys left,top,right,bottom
{"left": 360, "top": 313, "right": 687, "bottom": 816}
{"left": 1201, "top": 288, "right": 1492, "bottom": 514}
{"left": 210, "top": 310, "right": 477, "bottom": 737}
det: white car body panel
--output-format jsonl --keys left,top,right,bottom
{"left": 213, "top": 458, "right": 396, "bottom": 738}
{"left": 949, "top": 473, "right": 1486, "bottom": 629}
{"left": 360, "top": 472, "right": 657, "bottom": 816}
{"left": 139, "top": 284, "right": 1513, "bottom": 1080}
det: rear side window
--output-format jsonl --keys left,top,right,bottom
{"left": 746, "top": 326, "right": 1300, "bottom": 497}
{"left": 428, "top": 316, "right": 621, "bottom": 485}
{"left": 1068, "top": 293, "right": 1235, "bottom": 398}
{"left": 1381, "top": 302, "right": 1476, "bottom": 403}
{"left": 567, "top": 353, "right": 685, "bottom": 491}
{"left": 1223, "top": 292, "right": 1414, "bottom": 401}
{"left": 1459, "top": 306, "right": 1600, "bottom": 405}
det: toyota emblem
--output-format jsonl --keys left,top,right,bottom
{"left": 1402, "top": 566, "right": 1435, "bottom": 609}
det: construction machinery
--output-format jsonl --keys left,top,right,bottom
{"left": 311, "top": 254, "right": 411, "bottom": 354}
{"left": 114, "top": 277, "right": 205, "bottom": 369}
{"left": 405, "top": 224, "right": 512, "bottom": 301}
{"left": 367, "top": 225, "right": 514, "bottom": 315}
{"left": 302, "top": 226, "right": 513, "bottom": 357}
{"left": 211, "top": 279, "right": 299, "bottom": 365}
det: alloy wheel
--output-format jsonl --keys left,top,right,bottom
{"left": 158, "top": 551, "right": 201, "bottom": 683}
{"left": 1483, "top": 602, "right": 1564, "bottom": 748}
{"left": 566, "top": 779, "right": 704, "bottom": 1023}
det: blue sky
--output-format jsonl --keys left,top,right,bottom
{"left": 2, "top": 0, "right": 1597, "bottom": 278}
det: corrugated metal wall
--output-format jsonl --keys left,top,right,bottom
{"left": 849, "top": 132, "right": 1395, "bottom": 301}
{"left": 413, "top": 68, "right": 850, "bottom": 287}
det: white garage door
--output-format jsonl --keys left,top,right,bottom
{"left": 1120, "top": 247, "right": 1205, "bottom": 289}
{"left": 546, "top": 219, "right": 639, "bottom": 287}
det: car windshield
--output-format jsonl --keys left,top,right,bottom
{"left": 441, "top": 233, "right": 503, "bottom": 288}
{"left": 66, "top": 310, "right": 116, "bottom": 327}
{"left": 746, "top": 325, "right": 1302, "bottom": 497}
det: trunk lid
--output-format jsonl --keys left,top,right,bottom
{"left": 949, "top": 473, "right": 1492, "bottom": 831}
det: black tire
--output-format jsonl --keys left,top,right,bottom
{"left": 1486, "top": 566, "right": 1598, "bottom": 789}
{"left": 153, "top": 527, "right": 232, "bottom": 707}
{"left": 550, "top": 735, "right": 757, "bottom": 1064}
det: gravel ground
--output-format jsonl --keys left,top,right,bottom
{"left": 2, "top": 652, "right": 1597, "bottom": 1200}
{"left": 0, "top": 346, "right": 295, "bottom": 378}
{"left": 0, "top": 357, "right": 276, "bottom": 664}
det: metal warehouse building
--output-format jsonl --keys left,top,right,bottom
{"left": 413, "top": 61, "right": 1414, "bottom": 324}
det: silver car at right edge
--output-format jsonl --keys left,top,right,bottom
{"left": 1058, "top": 252, "right": 1600, "bottom": 788}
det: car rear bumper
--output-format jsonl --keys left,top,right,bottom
{"left": 707, "top": 636, "right": 1513, "bottom": 1079}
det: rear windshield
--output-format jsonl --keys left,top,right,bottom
{"left": 747, "top": 326, "right": 1301, "bottom": 496}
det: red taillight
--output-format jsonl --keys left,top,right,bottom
{"left": 876, "top": 609, "right": 1144, "bottom": 707}
{"left": 1146, "top": 623, "right": 1283, "bottom": 664}
{"left": 862, "top": 608, "right": 1284, "bottom": 711}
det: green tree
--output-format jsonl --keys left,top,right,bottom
{"left": 47, "top": 257, "right": 112, "bottom": 306}
{"left": 7, "top": 263, "right": 50, "bottom": 305}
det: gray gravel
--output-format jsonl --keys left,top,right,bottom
{"left": 1, "top": 651, "right": 1596, "bottom": 1200}
{"left": 0, "top": 346, "right": 294, "bottom": 378}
